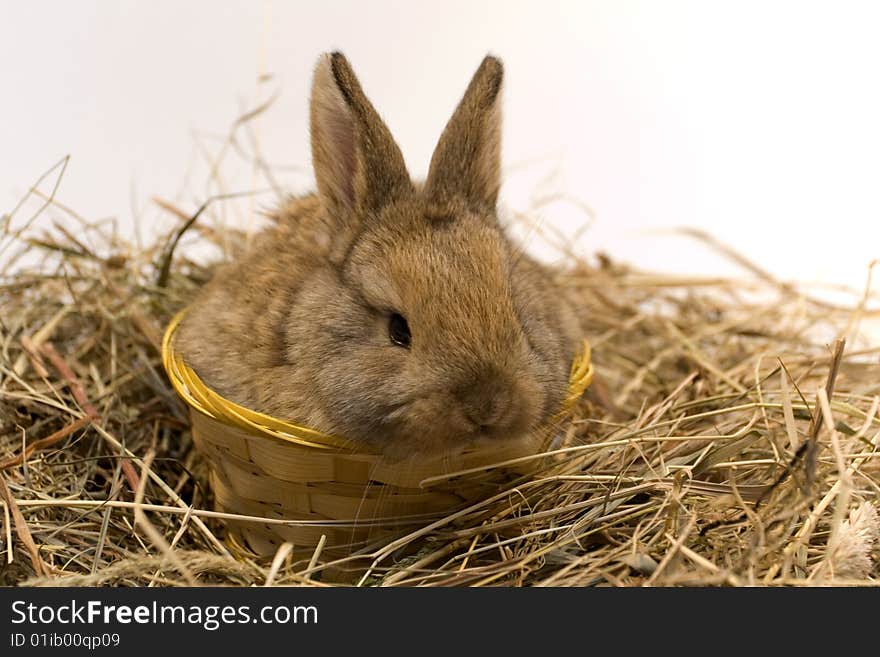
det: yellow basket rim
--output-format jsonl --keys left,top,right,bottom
{"left": 161, "top": 309, "right": 594, "bottom": 454}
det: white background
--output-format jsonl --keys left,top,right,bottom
{"left": 2, "top": 1, "right": 878, "bottom": 307}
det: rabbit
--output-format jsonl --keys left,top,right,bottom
{"left": 174, "top": 52, "right": 583, "bottom": 461}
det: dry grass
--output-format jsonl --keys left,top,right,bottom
{"left": 2, "top": 143, "right": 879, "bottom": 587}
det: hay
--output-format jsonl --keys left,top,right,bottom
{"left": 2, "top": 160, "right": 879, "bottom": 587}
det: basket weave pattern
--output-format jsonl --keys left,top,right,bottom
{"left": 162, "top": 311, "right": 593, "bottom": 558}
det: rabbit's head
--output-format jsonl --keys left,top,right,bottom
{"left": 286, "top": 53, "right": 580, "bottom": 459}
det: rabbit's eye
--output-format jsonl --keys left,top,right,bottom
{"left": 388, "top": 313, "right": 411, "bottom": 348}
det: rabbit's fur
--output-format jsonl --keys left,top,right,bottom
{"left": 176, "top": 52, "right": 582, "bottom": 460}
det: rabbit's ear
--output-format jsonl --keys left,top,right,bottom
{"left": 425, "top": 56, "right": 503, "bottom": 213}
{"left": 310, "top": 52, "right": 412, "bottom": 220}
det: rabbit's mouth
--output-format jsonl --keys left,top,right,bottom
{"left": 376, "top": 387, "right": 542, "bottom": 460}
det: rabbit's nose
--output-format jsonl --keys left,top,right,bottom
{"left": 455, "top": 372, "right": 517, "bottom": 432}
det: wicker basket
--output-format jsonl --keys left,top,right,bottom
{"left": 161, "top": 311, "right": 593, "bottom": 561}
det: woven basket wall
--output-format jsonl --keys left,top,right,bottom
{"left": 162, "top": 311, "right": 593, "bottom": 561}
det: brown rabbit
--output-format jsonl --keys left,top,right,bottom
{"left": 175, "top": 52, "right": 582, "bottom": 460}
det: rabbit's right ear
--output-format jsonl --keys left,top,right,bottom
{"left": 310, "top": 52, "right": 413, "bottom": 222}
{"left": 424, "top": 56, "right": 504, "bottom": 214}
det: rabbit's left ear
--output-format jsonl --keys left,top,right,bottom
{"left": 425, "top": 56, "right": 503, "bottom": 213}
{"left": 310, "top": 52, "right": 413, "bottom": 221}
